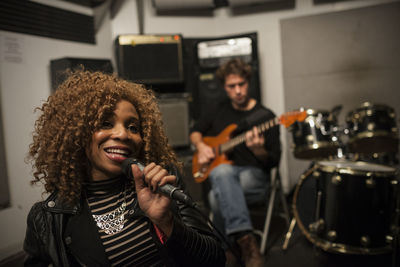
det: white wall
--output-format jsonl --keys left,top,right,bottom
{"left": 110, "top": 0, "right": 399, "bottom": 193}
{"left": 0, "top": 1, "right": 113, "bottom": 260}
{"left": 0, "top": 0, "right": 397, "bottom": 260}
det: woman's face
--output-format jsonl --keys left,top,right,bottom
{"left": 86, "top": 100, "right": 143, "bottom": 181}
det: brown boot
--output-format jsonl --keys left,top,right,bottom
{"left": 225, "top": 250, "right": 241, "bottom": 267}
{"left": 236, "top": 233, "right": 264, "bottom": 267}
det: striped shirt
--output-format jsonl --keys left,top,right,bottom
{"left": 85, "top": 176, "right": 165, "bottom": 267}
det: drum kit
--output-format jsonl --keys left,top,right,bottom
{"left": 283, "top": 102, "right": 400, "bottom": 257}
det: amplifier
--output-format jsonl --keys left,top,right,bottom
{"left": 50, "top": 57, "right": 113, "bottom": 90}
{"left": 158, "top": 95, "right": 190, "bottom": 148}
{"left": 116, "top": 34, "right": 184, "bottom": 85}
{"left": 197, "top": 36, "right": 253, "bottom": 68}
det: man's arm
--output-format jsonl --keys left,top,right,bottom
{"left": 189, "top": 131, "right": 204, "bottom": 148}
{"left": 243, "top": 107, "right": 281, "bottom": 168}
{"left": 190, "top": 131, "right": 215, "bottom": 165}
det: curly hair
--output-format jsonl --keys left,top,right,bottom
{"left": 215, "top": 58, "right": 252, "bottom": 85}
{"left": 28, "top": 70, "right": 180, "bottom": 204}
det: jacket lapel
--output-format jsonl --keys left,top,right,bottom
{"left": 64, "top": 200, "right": 110, "bottom": 266}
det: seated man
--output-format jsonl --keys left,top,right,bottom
{"left": 190, "top": 58, "right": 281, "bottom": 267}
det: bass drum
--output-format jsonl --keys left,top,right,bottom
{"left": 346, "top": 102, "right": 399, "bottom": 155}
{"left": 290, "top": 109, "right": 339, "bottom": 160}
{"left": 293, "top": 160, "right": 399, "bottom": 255}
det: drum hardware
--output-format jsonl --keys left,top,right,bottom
{"left": 361, "top": 236, "right": 371, "bottom": 247}
{"left": 331, "top": 124, "right": 351, "bottom": 160}
{"left": 333, "top": 146, "right": 345, "bottom": 159}
{"left": 367, "top": 123, "right": 374, "bottom": 131}
{"left": 391, "top": 176, "right": 400, "bottom": 267}
{"left": 282, "top": 165, "right": 319, "bottom": 251}
{"left": 330, "top": 105, "right": 343, "bottom": 119}
{"left": 313, "top": 113, "right": 329, "bottom": 135}
{"left": 354, "top": 152, "right": 399, "bottom": 167}
{"left": 331, "top": 174, "right": 342, "bottom": 185}
{"left": 309, "top": 190, "right": 324, "bottom": 235}
{"left": 327, "top": 231, "right": 337, "bottom": 242}
{"left": 315, "top": 190, "right": 322, "bottom": 222}
{"left": 365, "top": 177, "right": 376, "bottom": 188}
{"left": 349, "top": 130, "right": 398, "bottom": 140}
{"left": 282, "top": 217, "right": 297, "bottom": 251}
{"left": 309, "top": 219, "right": 325, "bottom": 235}
{"left": 308, "top": 189, "right": 324, "bottom": 243}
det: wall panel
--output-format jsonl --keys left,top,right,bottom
{"left": 281, "top": 2, "right": 400, "bottom": 190}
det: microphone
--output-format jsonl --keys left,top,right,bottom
{"left": 121, "top": 158, "right": 194, "bottom": 207}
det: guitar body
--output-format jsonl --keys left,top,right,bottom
{"left": 192, "top": 124, "right": 237, "bottom": 183}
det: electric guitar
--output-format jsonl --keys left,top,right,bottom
{"left": 192, "top": 110, "right": 307, "bottom": 183}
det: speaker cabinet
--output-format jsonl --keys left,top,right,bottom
{"left": 50, "top": 57, "right": 113, "bottom": 90}
{"left": 115, "top": 34, "right": 184, "bottom": 86}
{"left": 158, "top": 95, "right": 190, "bottom": 148}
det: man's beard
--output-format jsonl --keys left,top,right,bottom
{"left": 234, "top": 96, "right": 250, "bottom": 108}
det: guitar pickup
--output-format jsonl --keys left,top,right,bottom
{"left": 193, "top": 172, "right": 203, "bottom": 178}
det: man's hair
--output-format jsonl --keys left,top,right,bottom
{"left": 215, "top": 58, "right": 252, "bottom": 85}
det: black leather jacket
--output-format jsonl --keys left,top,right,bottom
{"left": 23, "top": 173, "right": 226, "bottom": 267}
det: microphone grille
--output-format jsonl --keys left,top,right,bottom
{"left": 121, "top": 158, "right": 145, "bottom": 177}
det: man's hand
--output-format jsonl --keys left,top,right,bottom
{"left": 245, "top": 126, "right": 268, "bottom": 161}
{"left": 245, "top": 126, "right": 265, "bottom": 148}
{"left": 196, "top": 142, "right": 215, "bottom": 165}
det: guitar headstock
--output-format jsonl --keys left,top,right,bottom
{"left": 279, "top": 110, "right": 307, "bottom": 128}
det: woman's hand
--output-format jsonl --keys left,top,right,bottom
{"left": 131, "top": 162, "right": 175, "bottom": 237}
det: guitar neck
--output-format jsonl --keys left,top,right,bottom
{"left": 220, "top": 117, "right": 280, "bottom": 153}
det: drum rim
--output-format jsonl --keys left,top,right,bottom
{"left": 315, "top": 160, "right": 397, "bottom": 175}
{"left": 293, "top": 141, "right": 339, "bottom": 152}
{"left": 293, "top": 142, "right": 339, "bottom": 160}
{"left": 301, "top": 233, "right": 393, "bottom": 255}
{"left": 346, "top": 103, "right": 396, "bottom": 119}
{"left": 348, "top": 131, "right": 399, "bottom": 142}
{"left": 351, "top": 102, "right": 395, "bottom": 111}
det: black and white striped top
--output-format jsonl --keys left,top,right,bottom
{"left": 85, "top": 176, "right": 165, "bottom": 267}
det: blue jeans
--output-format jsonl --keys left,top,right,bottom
{"left": 208, "top": 164, "right": 269, "bottom": 236}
